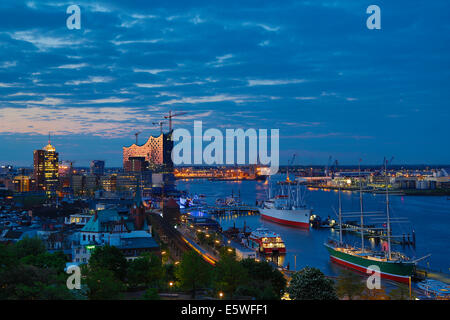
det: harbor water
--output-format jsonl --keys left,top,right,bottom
{"left": 176, "top": 175, "right": 450, "bottom": 281}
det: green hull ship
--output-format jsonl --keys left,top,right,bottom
{"left": 324, "top": 241, "right": 415, "bottom": 283}
{"left": 325, "top": 159, "right": 427, "bottom": 284}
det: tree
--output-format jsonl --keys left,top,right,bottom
{"left": 175, "top": 251, "right": 212, "bottom": 298}
{"left": 20, "top": 251, "right": 67, "bottom": 273}
{"left": 389, "top": 284, "right": 412, "bottom": 300}
{"left": 14, "top": 237, "right": 46, "bottom": 259}
{"left": 85, "top": 269, "right": 125, "bottom": 300}
{"left": 239, "top": 258, "right": 286, "bottom": 299}
{"left": 142, "top": 287, "right": 161, "bottom": 300}
{"left": 214, "top": 252, "right": 249, "bottom": 298}
{"left": 335, "top": 270, "right": 365, "bottom": 300}
{"left": 287, "top": 267, "right": 338, "bottom": 300}
{"left": 0, "top": 243, "right": 17, "bottom": 271}
{"left": 89, "top": 245, "right": 127, "bottom": 280}
{"left": 127, "top": 253, "right": 163, "bottom": 289}
{"left": 0, "top": 264, "right": 72, "bottom": 300}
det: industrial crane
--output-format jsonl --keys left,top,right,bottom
{"left": 286, "top": 153, "right": 297, "bottom": 182}
{"left": 152, "top": 121, "right": 166, "bottom": 134}
{"left": 134, "top": 131, "right": 142, "bottom": 145}
{"left": 164, "top": 110, "right": 187, "bottom": 131}
{"left": 325, "top": 155, "right": 333, "bottom": 177}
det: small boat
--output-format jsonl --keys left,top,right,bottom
{"left": 246, "top": 227, "right": 286, "bottom": 255}
{"left": 417, "top": 279, "right": 450, "bottom": 298}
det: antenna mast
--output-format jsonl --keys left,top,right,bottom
{"left": 359, "top": 159, "right": 364, "bottom": 252}
{"left": 385, "top": 157, "right": 392, "bottom": 260}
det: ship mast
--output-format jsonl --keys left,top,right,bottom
{"left": 385, "top": 158, "right": 392, "bottom": 260}
{"left": 338, "top": 186, "right": 343, "bottom": 246}
{"left": 359, "top": 159, "right": 364, "bottom": 252}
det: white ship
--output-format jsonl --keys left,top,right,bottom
{"left": 259, "top": 179, "right": 312, "bottom": 228}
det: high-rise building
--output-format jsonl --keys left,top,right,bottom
{"left": 33, "top": 138, "right": 59, "bottom": 193}
{"left": 33, "top": 150, "right": 45, "bottom": 190}
{"left": 13, "top": 175, "right": 33, "bottom": 192}
{"left": 90, "top": 160, "right": 105, "bottom": 176}
{"left": 123, "top": 132, "right": 173, "bottom": 173}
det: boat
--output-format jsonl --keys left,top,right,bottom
{"left": 245, "top": 227, "right": 286, "bottom": 254}
{"left": 417, "top": 279, "right": 450, "bottom": 298}
{"left": 324, "top": 159, "right": 429, "bottom": 284}
{"left": 259, "top": 178, "right": 311, "bottom": 228}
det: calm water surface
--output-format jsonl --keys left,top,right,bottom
{"left": 176, "top": 175, "right": 450, "bottom": 278}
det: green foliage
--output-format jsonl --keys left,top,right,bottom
{"left": 142, "top": 287, "right": 161, "bottom": 300}
{"left": 238, "top": 258, "right": 286, "bottom": 299}
{"left": 287, "top": 267, "right": 338, "bottom": 300}
{"left": 14, "top": 237, "right": 46, "bottom": 259}
{"left": 0, "top": 264, "right": 72, "bottom": 300}
{"left": 89, "top": 245, "right": 127, "bottom": 281}
{"left": 0, "top": 243, "right": 18, "bottom": 271}
{"left": 20, "top": 251, "right": 67, "bottom": 273}
{"left": 85, "top": 268, "right": 125, "bottom": 300}
{"left": 0, "top": 240, "right": 72, "bottom": 300}
{"left": 127, "top": 253, "right": 163, "bottom": 289}
{"left": 214, "top": 252, "right": 249, "bottom": 298}
{"left": 335, "top": 270, "right": 365, "bottom": 300}
{"left": 175, "top": 250, "right": 213, "bottom": 298}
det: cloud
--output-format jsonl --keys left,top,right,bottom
{"left": 294, "top": 96, "right": 318, "bottom": 100}
{"left": 159, "top": 94, "right": 253, "bottom": 105}
{"left": 247, "top": 79, "right": 306, "bottom": 86}
{"left": 135, "top": 83, "right": 166, "bottom": 88}
{"left": 8, "top": 97, "right": 66, "bottom": 106}
{"left": 56, "top": 63, "right": 88, "bottom": 69}
{"left": 82, "top": 97, "right": 130, "bottom": 104}
{"left": 110, "top": 39, "right": 162, "bottom": 45}
{"left": 0, "top": 107, "right": 157, "bottom": 137}
{"left": 207, "top": 54, "right": 235, "bottom": 68}
{"left": 133, "top": 68, "right": 172, "bottom": 75}
{"left": 243, "top": 22, "right": 280, "bottom": 32}
{"left": 0, "top": 61, "right": 17, "bottom": 68}
{"left": 65, "top": 76, "right": 114, "bottom": 86}
{"left": 0, "top": 82, "right": 20, "bottom": 88}
{"left": 10, "top": 30, "right": 85, "bottom": 50}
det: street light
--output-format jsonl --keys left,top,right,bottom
{"left": 219, "top": 292, "right": 224, "bottom": 299}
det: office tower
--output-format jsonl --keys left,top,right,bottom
{"left": 90, "top": 160, "right": 105, "bottom": 176}
{"left": 33, "top": 137, "right": 59, "bottom": 192}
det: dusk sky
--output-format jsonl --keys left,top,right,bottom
{"left": 0, "top": 1, "right": 449, "bottom": 167}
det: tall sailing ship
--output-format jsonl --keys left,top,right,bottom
{"left": 325, "top": 159, "right": 428, "bottom": 283}
{"left": 259, "top": 177, "right": 311, "bottom": 228}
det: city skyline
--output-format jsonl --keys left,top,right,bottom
{"left": 0, "top": 1, "right": 449, "bottom": 166}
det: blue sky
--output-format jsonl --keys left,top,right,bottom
{"left": 0, "top": 1, "right": 449, "bottom": 167}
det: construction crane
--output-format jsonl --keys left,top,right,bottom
{"left": 286, "top": 153, "right": 297, "bottom": 182}
{"left": 325, "top": 155, "right": 333, "bottom": 177}
{"left": 152, "top": 121, "right": 166, "bottom": 134}
{"left": 134, "top": 131, "right": 142, "bottom": 145}
{"left": 164, "top": 110, "right": 188, "bottom": 131}
{"left": 331, "top": 159, "right": 339, "bottom": 179}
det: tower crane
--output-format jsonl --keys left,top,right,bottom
{"left": 164, "top": 110, "right": 188, "bottom": 131}
{"left": 152, "top": 121, "right": 166, "bottom": 134}
{"left": 286, "top": 153, "right": 297, "bottom": 182}
{"left": 134, "top": 131, "right": 142, "bottom": 145}
{"left": 325, "top": 155, "right": 332, "bottom": 177}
